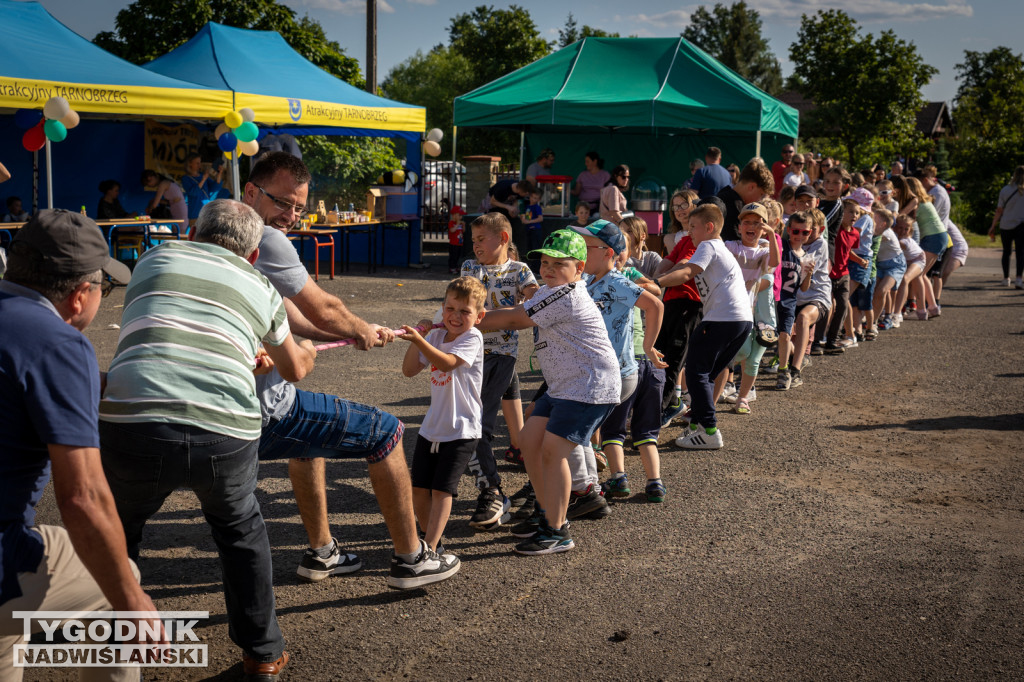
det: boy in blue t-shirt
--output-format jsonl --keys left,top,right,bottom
{"left": 655, "top": 204, "right": 753, "bottom": 450}
{"left": 573, "top": 221, "right": 667, "bottom": 498}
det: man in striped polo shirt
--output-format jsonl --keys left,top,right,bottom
{"left": 99, "top": 199, "right": 317, "bottom": 680}
{"left": 245, "top": 153, "right": 458, "bottom": 590}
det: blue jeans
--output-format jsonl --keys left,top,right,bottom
{"left": 259, "top": 389, "right": 403, "bottom": 464}
{"left": 99, "top": 421, "right": 284, "bottom": 663}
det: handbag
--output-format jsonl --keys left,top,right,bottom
{"left": 754, "top": 321, "right": 778, "bottom": 347}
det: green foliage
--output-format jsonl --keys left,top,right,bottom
{"left": 557, "top": 13, "right": 620, "bottom": 47}
{"left": 299, "top": 136, "right": 400, "bottom": 209}
{"left": 949, "top": 47, "right": 1024, "bottom": 233}
{"left": 787, "top": 9, "right": 936, "bottom": 168}
{"left": 380, "top": 47, "right": 475, "bottom": 158}
{"left": 682, "top": 2, "right": 782, "bottom": 96}
{"left": 93, "top": 0, "right": 360, "bottom": 83}
{"left": 448, "top": 5, "right": 552, "bottom": 86}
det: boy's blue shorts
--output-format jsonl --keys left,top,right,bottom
{"left": 532, "top": 393, "right": 616, "bottom": 447}
{"left": 776, "top": 298, "right": 797, "bottom": 334}
{"left": 848, "top": 260, "right": 871, "bottom": 288}
{"left": 850, "top": 276, "right": 875, "bottom": 310}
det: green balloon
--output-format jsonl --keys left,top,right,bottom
{"left": 43, "top": 119, "right": 67, "bottom": 142}
{"left": 234, "top": 121, "right": 259, "bottom": 143}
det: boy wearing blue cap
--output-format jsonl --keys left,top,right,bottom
{"left": 481, "top": 230, "right": 620, "bottom": 555}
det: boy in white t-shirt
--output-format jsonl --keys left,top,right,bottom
{"left": 400, "top": 277, "right": 487, "bottom": 568}
{"left": 655, "top": 204, "right": 753, "bottom": 450}
{"left": 481, "top": 230, "right": 620, "bottom": 555}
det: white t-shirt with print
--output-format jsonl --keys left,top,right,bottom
{"left": 724, "top": 239, "right": 771, "bottom": 309}
{"left": 524, "top": 282, "right": 620, "bottom": 404}
{"left": 689, "top": 239, "right": 753, "bottom": 322}
{"left": 418, "top": 327, "right": 484, "bottom": 442}
{"left": 461, "top": 259, "right": 537, "bottom": 356}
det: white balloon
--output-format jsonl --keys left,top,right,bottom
{"left": 239, "top": 107, "right": 256, "bottom": 122}
{"left": 43, "top": 97, "right": 70, "bottom": 121}
{"left": 423, "top": 140, "right": 441, "bottom": 157}
{"left": 426, "top": 128, "right": 443, "bottom": 143}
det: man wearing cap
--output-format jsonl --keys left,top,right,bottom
{"left": 0, "top": 209, "right": 154, "bottom": 681}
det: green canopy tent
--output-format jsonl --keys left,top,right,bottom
{"left": 453, "top": 37, "right": 799, "bottom": 199}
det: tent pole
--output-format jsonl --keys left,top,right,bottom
{"left": 755, "top": 130, "right": 762, "bottom": 160}
{"left": 32, "top": 149, "right": 39, "bottom": 214}
{"left": 44, "top": 140, "right": 53, "bottom": 209}
{"left": 451, "top": 126, "right": 457, "bottom": 209}
{"left": 231, "top": 149, "right": 241, "bottom": 200}
{"left": 519, "top": 131, "right": 525, "bottom": 177}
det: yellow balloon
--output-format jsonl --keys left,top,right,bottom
{"left": 60, "top": 109, "right": 80, "bottom": 130}
{"left": 225, "top": 111, "right": 243, "bottom": 128}
{"left": 238, "top": 139, "right": 259, "bottom": 156}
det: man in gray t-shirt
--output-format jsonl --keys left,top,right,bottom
{"left": 245, "top": 152, "right": 460, "bottom": 590}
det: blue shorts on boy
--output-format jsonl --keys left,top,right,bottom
{"left": 412, "top": 327, "right": 484, "bottom": 493}
{"left": 776, "top": 238, "right": 804, "bottom": 333}
{"left": 684, "top": 239, "right": 753, "bottom": 429}
{"left": 461, "top": 258, "right": 536, "bottom": 489}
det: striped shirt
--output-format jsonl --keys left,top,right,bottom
{"left": 100, "top": 241, "right": 290, "bottom": 440}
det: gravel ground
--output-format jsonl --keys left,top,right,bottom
{"left": 26, "top": 245, "right": 1023, "bottom": 681}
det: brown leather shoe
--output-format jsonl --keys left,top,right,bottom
{"left": 243, "top": 651, "right": 289, "bottom": 680}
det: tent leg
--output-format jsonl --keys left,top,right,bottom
{"left": 755, "top": 130, "right": 762, "bottom": 160}
{"left": 32, "top": 149, "right": 39, "bottom": 214}
{"left": 231, "top": 149, "right": 241, "bottom": 200}
{"left": 450, "top": 126, "right": 457, "bottom": 210}
{"left": 45, "top": 139, "right": 53, "bottom": 210}
{"left": 519, "top": 131, "right": 525, "bottom": 177}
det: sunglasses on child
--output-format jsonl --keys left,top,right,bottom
{"left": 790, "top": 227, "right": 812, "bottom": 235}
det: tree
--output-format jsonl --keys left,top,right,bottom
{"left": 93, "top": 0, "right": 359, "bottom": 84}
{"left": 949, "top": 47, "right": 1024, "bottom": 233}
{"left": 448, "top": 5, "right": 552, "bottom": 89}
{"left": 682, "top": 2, "right": 782, "bottom": 95}
{"left": 557, "top": 12, "right": 620, "bottom": 48}
{"left": 380, "top": 47, "right": 476, "bottom": 158}
{"left": 787, "top": 9, "right": 936, "bottom": 168}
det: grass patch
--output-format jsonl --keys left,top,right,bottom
{"left": 963, "top": 230, "right": 999, "bottom": 249}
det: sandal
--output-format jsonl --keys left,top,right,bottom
{"left": 736, "top": 398, "right": 751, "bottom": 415}
{"left": 503, "top": 447, "right": 523, "bottom": 467}
{"left": 594, "top": 449, "right": 608, "bottom": 472}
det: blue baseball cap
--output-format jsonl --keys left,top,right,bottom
{"left": 571, "top": 219, "right": 626, "bottom": 255}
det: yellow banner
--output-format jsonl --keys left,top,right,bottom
{"left": 144, "top": 119, "right": 200, "bottom": 179}
{"left": 235, "top": 94, "right": 425, "bottom": 132}
{"left": 0, "top": 76, "right": 232, "bottom": 119}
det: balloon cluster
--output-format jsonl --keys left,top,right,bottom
{"left": 215, "top": 108, "right": 259, "bottom": 157}
{"left": 16, "top": 97, "right": 80, "bottom": 151}
{"left": 423, "top": 128, "right": 443, "bottom": 157}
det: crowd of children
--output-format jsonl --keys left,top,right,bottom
{"left": 409, "top": 157, "right": 971, "bottom": 562}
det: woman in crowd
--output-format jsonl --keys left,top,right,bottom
{"left": 990, "top": 165, "right": 1024, "bottom": 289}
{"left": 599, "top": 164, "right": 630, "bottom": 224}
{"left": 572, "top": 151, "right": 610, "bottom": 211}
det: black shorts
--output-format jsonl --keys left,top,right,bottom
{"left": 411, "top": 435, "right": 477, "bottom": 496}
{"left": 795, "top": 301, "right": 828, "bottom": 325}
{"left": 502, "top": 371, "right": 521, "bottom": 401}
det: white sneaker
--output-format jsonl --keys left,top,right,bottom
{"left": 675, "top": 425, "right": 724, "bottom": 450}
{"left": 1004, "top": 278, "right": 1012, "bottom": 287}
{"left": 1017, "top": 278, "right": 1024, "bottom": 290}
{"left": 839, "top": 337, "right": 857, "bottom": 348}
{"left": 719, "top": 382, "right": 737, "bottom": 403}
{"left": 748, "top": 387, "right": 757, "bottom": 402}
{"left": 892, "top": 313, "right": 903, "bottom": 328}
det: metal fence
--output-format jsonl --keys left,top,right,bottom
{"left": 420, "top": 163, "right": 519, "bottom": 240}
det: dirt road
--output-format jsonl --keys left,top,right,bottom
{"left": 29, "top": 246, "right": 1023, "bottom": 680}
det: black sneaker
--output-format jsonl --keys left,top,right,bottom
{"left": 514, "top": 523, "right": 575, "bottom": 555}
{"left": 809, "top": 343, "right": 824, "bottom": 356}
{"left": 566, "top": 485, "right": 609, "bottom": 520}
{"left": 469, "top": 488, "right": 511, "bottom": 530}
{"left": 823, "top": 342, "right": 845, "bottom": 355}
{"left": 660, "top": 397, "right": 686, "bottom": 429}
{"left": 510, "top": 506, "right": 542, "bottom": 538}
{"left": 790, "top": 369, "right": 803, "bottom": 388}
{"left": 510, "top": 481, "right": 533, "bottom": 503}
{"left": 387, "top": 543, "right": 460, "bottom": 589}
{"left": 296, "top": 539, "right": 361, "bottom": 582}
{"left": 775, "top": 368, "right": 791, "bottom": 391}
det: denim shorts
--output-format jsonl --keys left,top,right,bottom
{"left": 919, "top": 232, "right": 948, "bottom": 257}
{"left": 531, "top": 393, "right": 616, "bottom": 446}
{"left": 848, "top": 260, "right": 871, "bottom": 288}
{"left": 776, "top": 298, "right": 797, "bottom": 334}
{"left": 259, "top": 389, "right": 403, "bottom": 463}
{"left": 877, "top": 255, "right": 907, "bottom": 288}
{"left": 850, "top": 276, "right": 875, "bottom": 310}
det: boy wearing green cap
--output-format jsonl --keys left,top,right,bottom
{"left": 481, "top": 229, "right": 620, "bottom": 555}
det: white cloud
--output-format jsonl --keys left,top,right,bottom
{"left": 628, "top": 0, "right": 972, "bottom": 26}
{"left": 301, "top": 0, "right": 394, "bottom": 13}
{"left": 406, "top": 0, "right": 436, "bottom": 5}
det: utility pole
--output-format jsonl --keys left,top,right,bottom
{"left": 366, "top": 0, "right": 377, "bottom": 94}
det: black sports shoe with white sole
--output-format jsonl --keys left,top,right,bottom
{"left": 296, "top": 539, "right": 362, "bottom": 582}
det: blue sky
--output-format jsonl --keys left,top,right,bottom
{"left": 33, "top": 0, "right": 1024, "bottom": 103}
